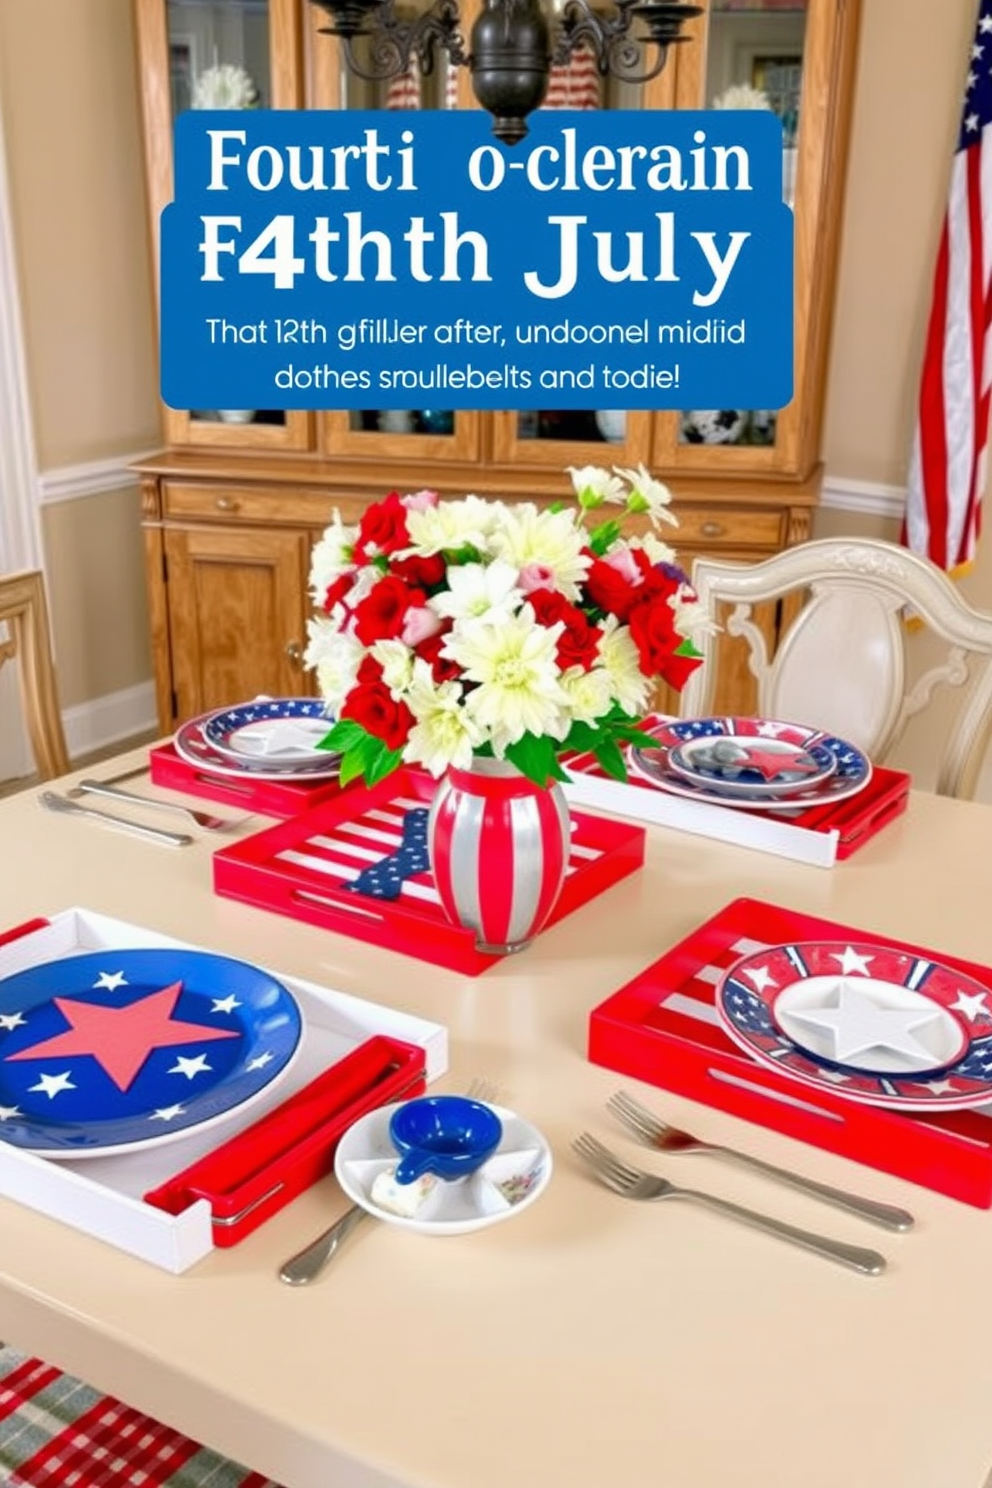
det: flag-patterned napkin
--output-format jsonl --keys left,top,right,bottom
{"left": 0, "top": 1348, "right": 283, "bottom": 1488}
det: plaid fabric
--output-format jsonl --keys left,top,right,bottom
{"left": 0, "top": 1349, "right": 284, "bottom": 1488}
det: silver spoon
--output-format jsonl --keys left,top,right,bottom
{"left": 69, "top": 779, "right": 231, "bottom": 831}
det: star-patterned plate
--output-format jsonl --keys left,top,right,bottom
{"left": 202, "top": 699, "right": 338, "bottom": 767}
{"left": 716, "top": 939, "right": 992, "bottom": 1110}
{"left": 629, "top": 717, "right": 872, "bottom": 810}
{"left": 174, "top": 707, "right": 342, "bottom": 782}
{"left": 0, "top": 949, "right": 303, "bottom": 1156}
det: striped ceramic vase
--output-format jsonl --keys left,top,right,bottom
{"left": 428, "top": 759, "right": 571, "bottom": 954}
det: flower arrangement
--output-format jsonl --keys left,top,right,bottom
{"left": 191, "top": 62, "right": 260, "bottom": 111}
{"left": 304, "top": 467, "right": 706, "bottom": 788}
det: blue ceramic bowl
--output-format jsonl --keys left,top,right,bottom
{"left": 389, "top": 1095, "right": 503, "bottom": 1186}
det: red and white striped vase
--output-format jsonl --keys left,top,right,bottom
{"left": 427, "top": 759, "right": 570, "bottom": 954}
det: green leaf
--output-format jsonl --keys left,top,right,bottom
{"left": 505, "top": 732, "right": 566, "bottom": 787}
{"left": 320, "top": 718, "right": 367, "bottom": 753}
{"left": 337, "top": 748, "right": 370, "bottom": 787}
{"left": 675, "top": 637, "right": 704, "bottom": 659}
{"left": 593, "top": 734, "right": 629, "bottom": 781}
{"left": 588, "top": 518, "right": 622, "bottom": 556}
{"left": 365, "top": 740, "right": 404, "bottom": 787}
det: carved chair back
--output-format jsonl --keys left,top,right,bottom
{"left": 679, "top": 538, "right": 992, "bottom": 800}
{"left": 0, "top": 570, "right": 70, "bottom": 782}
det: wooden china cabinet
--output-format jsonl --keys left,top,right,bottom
{"left": 133, "top": 0, "right": 861, "bottom": 731}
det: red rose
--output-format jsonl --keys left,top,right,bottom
{"left": 322, "top": 573, "right": 354, "bottom": 614}
{"left": 353, "top": 576, "right": 426, "bottom": 645}
{"left": 627, "top": 592, "right": 701, "bottom": 690}
{"left": 416, "top": 626, "right": 461, "bottom": 684}
{"left": 356, "top": 655, "right": 384, "bottom": 685}
{"left": 391, "top": 551, "right": 446, "bottom": 590}
{"left": 528, "top": 590, "right": 602, "bottom": 671}
{"left": 584, "top": 554, "right": 640, "bottom": 620}
{"left": 341, "top": 681, "right": 414, "bottom": 751}
{"left": 355, "top": 492, "right": 411, "bottom": 563}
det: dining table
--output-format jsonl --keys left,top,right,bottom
{"left": 1, "top": 746, "right": 991, "bottom": 1488}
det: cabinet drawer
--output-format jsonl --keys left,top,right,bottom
{"left": 671, "top": 506, "right": 785, "bottom": 549}
{"left": 161, "top": 482, "right": 370, "bottom": 528}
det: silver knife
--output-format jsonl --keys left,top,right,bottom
{"left": 39, "top": 791, "right": 193, "bottom": 847}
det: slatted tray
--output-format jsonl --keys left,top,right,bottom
{"left": 213, "top": 767, "right": 647, "bottom": 976}
{"left": 588, "top": 897, "right": 992, "bottom": 1206}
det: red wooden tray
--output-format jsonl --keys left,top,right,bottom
{"left": 144, "top": 1034, "right": 426, "bottom": 1245}
{"left": 588, "top": 897, "right": 992, "bottom": 1206}
{"left": 213, "top": 766, "right": 647, "bottom": 976}
{"left": 149, "top": 741, "right": 349, "bottom": 817}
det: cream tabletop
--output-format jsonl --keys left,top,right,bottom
{"left": 2, "top": 756, "right": 992, "bottom": 1488}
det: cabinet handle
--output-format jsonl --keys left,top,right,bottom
{"left": 215, "top": 495, "right": 240, "bottom": 512}
{"left": 700, "top": 521, "right": 726, "bottom": 538}
{"left": 286, "top": 641, "right": 303, "bottom": 665}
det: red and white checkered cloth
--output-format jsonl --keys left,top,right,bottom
{"left": 0, "top": 1349, "right": 284, "bottom": 1488}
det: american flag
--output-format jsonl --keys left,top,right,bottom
{"left": 903, "top": 0, "right": 992, "bottom": 572}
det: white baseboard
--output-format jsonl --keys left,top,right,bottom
{"left": 62, "top": 680, "right": 158, "bottom": 761}
{"left": 819, "top": 476, "right": 906, "bottom": 521}
{"left": 38, "top": 451, "right": 159, "bottom": 505}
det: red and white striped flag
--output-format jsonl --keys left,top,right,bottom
{"left": 903, "top": 0, "right": 992, "bottom": 573}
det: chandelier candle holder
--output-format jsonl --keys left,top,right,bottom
{"left": 304, "top": 467, "right": 706, "bottom": 955}
{"left": 307, "top": 0, "right": 701, "bottom": 143}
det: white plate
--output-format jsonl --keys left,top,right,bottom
{"left": 335, "top": 1101, "right": 552, "bottom": 1235}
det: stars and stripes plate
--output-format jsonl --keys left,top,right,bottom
{"left": 174, "top": 704, "right": 341, "bottom": 782}
{"left": 0, "top": 949, "right": 302, "bottom": 1156}
{"left": 629, "top": 717, "right": 872, "bottom": 810}
{"left": 201, "top": 698, "right": 337, "bottom": 767}
{"left": 716, "top": 939, "right": 992, "bottom": 1110}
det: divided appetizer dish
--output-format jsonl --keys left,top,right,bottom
{"left": 335, "top": 1097, "right": 553, "bottom": 1236}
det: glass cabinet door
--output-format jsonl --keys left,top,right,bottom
{"left": 490, "top": 5, "right": 678, "bottom": 471}
{"left": 307, "top": 3, "right": 483, "bottom": 462}
{"left": 652, "top": 0, "right": 859, "bottom": 479}
{"left": 136, "top": 0, "right": 313, "bottom": 450}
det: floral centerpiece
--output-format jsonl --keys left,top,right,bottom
{"left": 191, "top": 62, "right": 260, "bottom": 111}
{"left": 304, "top": 465, "right": 705, "bottom": 787}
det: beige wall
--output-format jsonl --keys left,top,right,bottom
{"left": 1, "top": 0, "right": 992, "bottom": 787}
{"left": 0, "top": 0, "right": 160, "bottom": 712}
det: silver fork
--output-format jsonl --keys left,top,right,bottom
{"left": 279, "top": 1078, "right": 500, "bottom": 1286}
{"left": 573, "top": 1133, "right": 886, "bottom": 1276}
{"left": 69, "top": 779, "right": 232, "bottom": 831}
{"left": 607, "top": 1090, "right": 914, "bottom": 1233}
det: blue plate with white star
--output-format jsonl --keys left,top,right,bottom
{"left": 0, "top": 949, "right": 302, "bottom": 1156}
{"left": 629, "top": 717, "right": 871, "bottom": 810}
{"left": 716, "top": 939, "right": 992, "bottom": 1110}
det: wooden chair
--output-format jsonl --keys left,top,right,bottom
{"left": 679, "top": 538, "right": 992, "bottom": 800}
{"left": 0, "top": 570, "right": 70, "bottom": 781}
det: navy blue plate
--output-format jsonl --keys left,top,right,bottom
{"left": 0, "top": 949, "right": 302, "bottom": 1156}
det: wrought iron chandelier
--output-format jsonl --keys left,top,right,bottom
{"left": 307, "top": 0, "right": 701, "bottom": 145}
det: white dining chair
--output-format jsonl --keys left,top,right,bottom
{"left": 0, "top": 569, "right": 70, "bottom": 782}
{"left": 678, "top": 537, "right": 992, "bottom": 800}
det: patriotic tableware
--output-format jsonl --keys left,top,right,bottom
{"left": 0, "top": 948, "right": 302, "bottom": 1156}
{"left": 667, "top": 722, "right": 838, "bottom": 798}
{"left": 201, "top": 698, "right": 336, "bottom": 766}
{"left": 716, "top": 939, "right": 992, "bottom": 1111}
{"left": 630, "top": 717, "right": 872, "bottom": 810}
{"left": 335, "top": 1100, "right": 552, "bottom": 1235}
{"left": 174, "top": 710, "right": 342, "bottom": 782}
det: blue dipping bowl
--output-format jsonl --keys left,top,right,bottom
{"left": 389, "top": 1095, "right": 503, "bottom": 1185}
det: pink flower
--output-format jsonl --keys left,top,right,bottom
{"left": 518, "top": 562, "right": 556, "bottom": 594}
{"left": 603, "top": 546, "right": 643, "bottom": 587}
{"left": 401, "top": 605, "right": 444, "bottom": 647}
{"left": 402, "top": 489, "right": 440, "bottom": 512}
